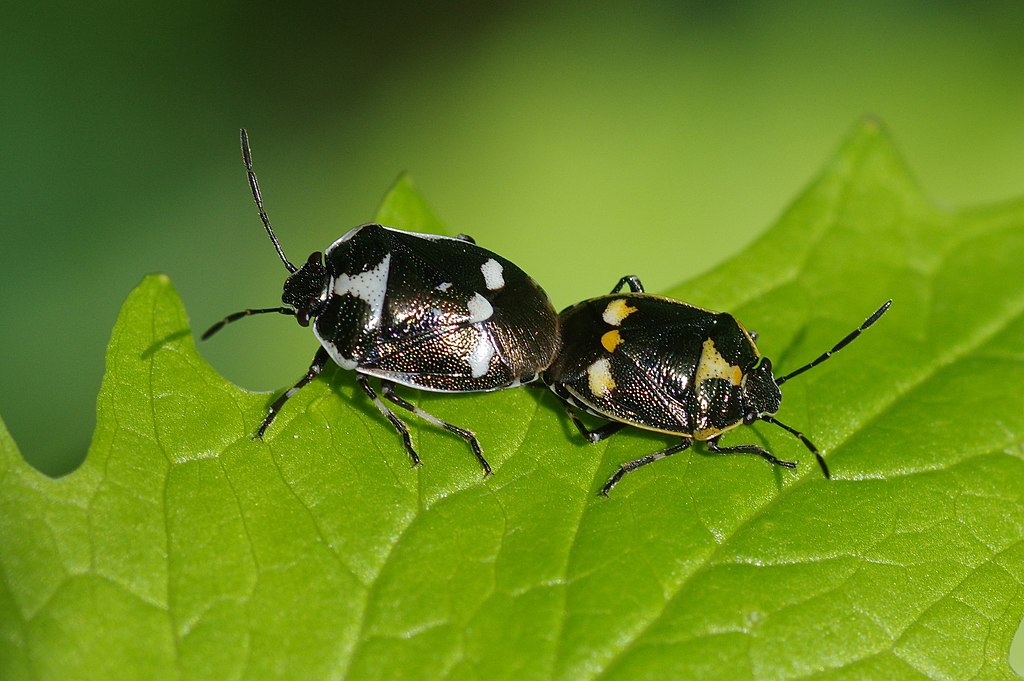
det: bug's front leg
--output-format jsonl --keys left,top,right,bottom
{"left": 704, "top": 437, "right": 797, "bottom": 470}
{"left": 256, "top": 347, "right": 330, "bottom": 438}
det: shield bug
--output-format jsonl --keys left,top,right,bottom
{"left": 542, "top": 275, "right": 891, "bottom": 495}
{"left": 203, "top": 129, "right": 560, "bottom": 475}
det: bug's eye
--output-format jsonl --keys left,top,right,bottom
{"left": 743, "top": 412, "right": 758, "bottom": 425}
{"left": 297, "top": 311, "right": 311, "bottom": 327}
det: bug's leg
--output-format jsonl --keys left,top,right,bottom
{"left": 760, "top": 414, "right": 830, "bottom": 478}
{"left": 704, "top": 437, "right": 798, "bottom": 470}
{"left": 610, "top": 275, "right": 645, "bottom": 294}
{"left": 256, "top": 347, "right": 330, "bottom": 438}
{"left": 564, "top": 406, "right": 626, "bottom": 443}
{"left": 357, "top": 375, "right": 421, "bottom": 467}
{"left": 379, "top": 380, "right": 491, "bottom": 476}
{"left": 601, "top": 440, "right": 692, "bottom": 496}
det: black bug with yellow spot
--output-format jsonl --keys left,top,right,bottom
{"left": 542, "top": 276, "right": 891, "bottom": 495}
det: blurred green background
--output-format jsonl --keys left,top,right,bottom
{"left": 3, "top": 1, "right": 1024, "bottom": 479}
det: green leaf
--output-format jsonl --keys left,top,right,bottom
{"left": 370, "top": 174, "right": 447, "bottom": 234}
{"left": 1, "top": 120, "right": 1023, "bottom": 680}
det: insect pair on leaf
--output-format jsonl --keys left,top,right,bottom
{"left": 204, "top": 130, "right": 890, "bottom": 495}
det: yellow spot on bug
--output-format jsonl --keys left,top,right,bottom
{"left": 695, "top": 339, "right": 743, "bottom": 387}
{"left": 694, "top": 427, "right": 725, "bottom": 441}
{"left": 587, "top": 358, "right": 616, "bottom": 397}
{"left": 601, "top": 329, "right": 623, "bottom": 353}
{"left": 602, "top": 299, "right": 638, "bottom": 326}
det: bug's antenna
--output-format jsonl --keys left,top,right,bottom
{"left": 202, "top": 307, "right": 296, "bottom": 340}
{"left": 761, "top": 414, "right": 830, "bottom": 478}
{"left": 241, "top": 129, "right": 298, "bottom": 274}
{"left": 776, "top": 300, "right": 892, "bottom": 385}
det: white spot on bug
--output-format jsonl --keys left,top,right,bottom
{"left": 435, "top": 282, "right": 453, "bottom": 291}
{"left": 316, "top": 339, "right": 359, "bottom": 371}
{"left": 480, "top": 259, "right": 505, "bottom": 290}
{"left": 587, "top": 357, "right": 616, "bottom": 398}
{"left": 467, "top": 331, "right": 496, "bottom": 378}
{"left": 602, "top": 299, "right": 638, "bottom": 326}
{"left": 467, "top": 292, "right": 493, "bottom": 323}
{"left": 333, "top": 253, "right": 392, "bottom": 327}
{"left": 336, "top": 356, "right": 358, "bottom": 371}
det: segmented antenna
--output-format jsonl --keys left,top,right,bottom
{"left": 241, "top": 128, "right": 297, "bottom": 274}
{"left": 776, "top": 300, "right": 892, "bottom": 385}
{"left": 201, "top": 306, "right": 296, "bottom": 340}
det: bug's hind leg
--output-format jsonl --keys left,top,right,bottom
{"left": 257, "top": 347, "right": 330, "bottom": 438}
{"left": 564, "top": 406, "right": 626, "bottom": 443}
{"left": 601, "top": 439, "right": 692, "bottom": 496}
{"left": 379, "top": 380, "right": 491, "bottom": 476}
{"left": 705, "top": 437, "right": 797, "bottom": 471}
{"left": 357, "top": 374, "right": 421, "bottom": 467}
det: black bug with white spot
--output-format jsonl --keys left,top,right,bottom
{"left": 204, "top": 130, "right": 560, "bottom": 474}
{"left": 542, "top": 275, "right": 891, "bottom": 495}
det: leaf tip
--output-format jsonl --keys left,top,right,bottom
{"left": 813, "top": 115, "right": 927, "bottom": 211}
{"left": 373, "top": 173, "right": 448, "bottom": 236}
{"left": 842, "top": 115, "right": 899, "bottom": 154}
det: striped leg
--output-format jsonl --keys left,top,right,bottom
{"left": 379, "top": 380, "right": 491, "bottom": 476}
{"left": 357, "top": 374, "right": 421, "bottom": 467}
{"left": 705, "top": 437, "right": 797, "bottom": 470}
{"left": 598, "top": 440, "right": 692, "bottom": 493}
{"left": 256, "top": 347, "right": 330, "bottom": 438}
{"left": 601, "top": 440, "right": 692, "bottom": 496}
{"left": 564, "top": 406, "right": 626, "bottom": 444}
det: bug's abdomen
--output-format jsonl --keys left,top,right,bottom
{"left": 364, "top": 276, "right": 558, "bottom": 391}
{"left": 544, "top": 296, "right": 698, "bottom": 434}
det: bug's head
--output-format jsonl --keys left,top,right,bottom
{"left": 282, "top": 252, "right": 329, "bottom": 326}
{"left": 741, "top": 356, "right": 782, "bottom": 422}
